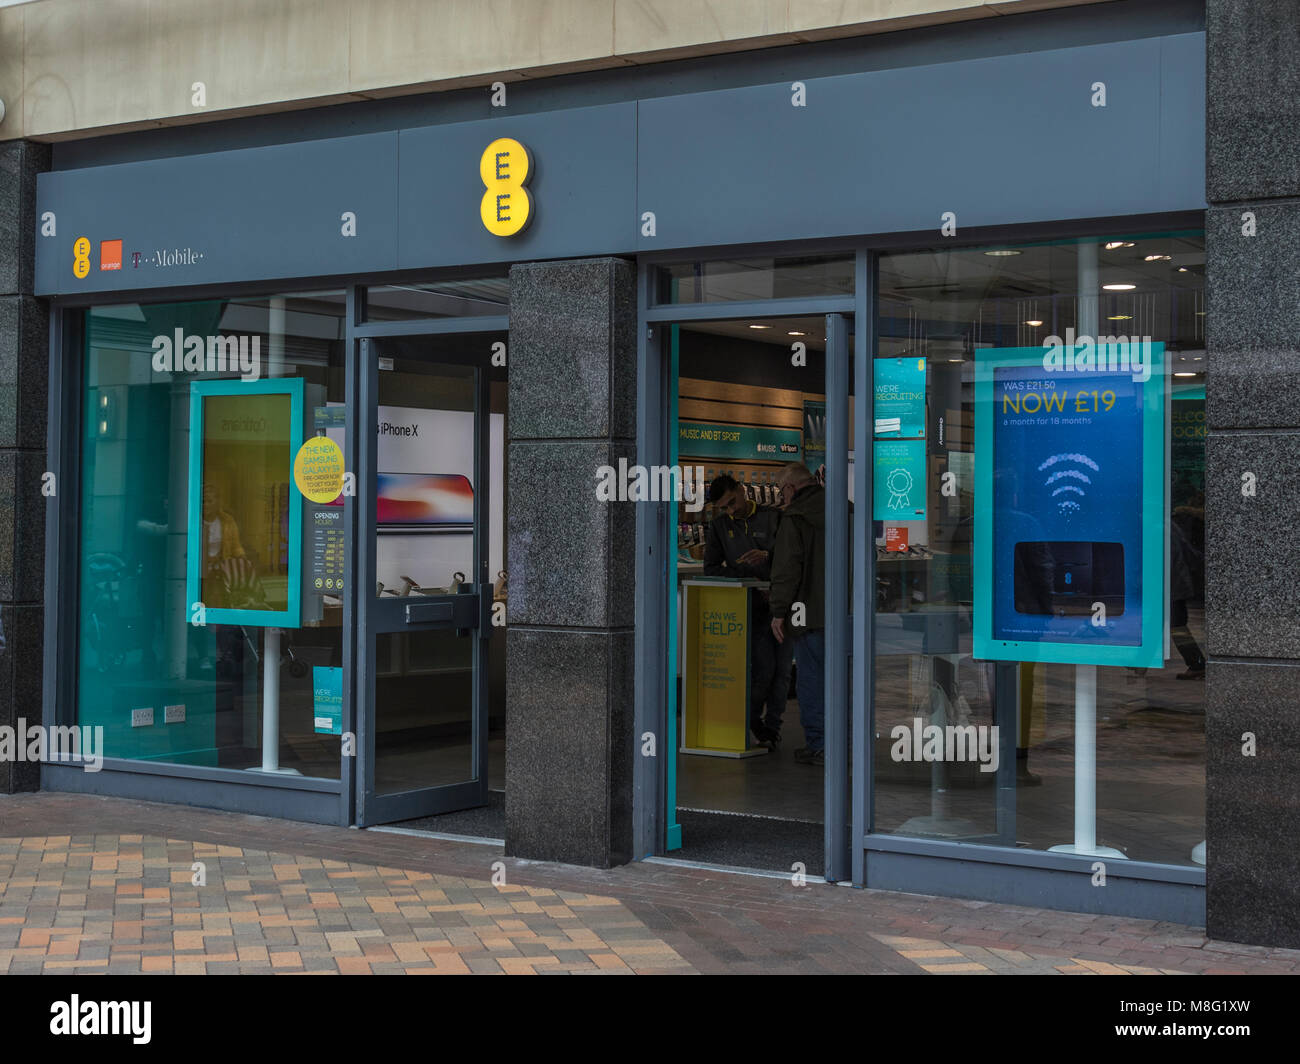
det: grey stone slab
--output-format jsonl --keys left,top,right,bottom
{"left": 506, "top": 440, "right": 635, "bottom": 629}
{"left": 1206, "top": 0, "right": 1300, "bottom": 203}
{"left": 504, "top": 628, "right": 633, "bottom": 867}
{"left": 507, "top": 258, "right": 636, "bottom": 441}
{"left": 0, "top": 141, "right": 50, "bottom": 296}
{"left": 0, "top": 603, "right": 43, "bottom": 794}
{"left": 0, "top": 450, "right": 47, "bottom": 604}
{"left": 1205, "top": 661, "right": 1300, "bottom": 948}
{"left": 1205, "top": 206, "right": 1300, "bottom": 430}
{"left": 1204, "top": 433, "right": 1300, "bottom": 656}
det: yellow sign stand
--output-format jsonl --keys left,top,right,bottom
{"left": 681, "top": 580, "right": 767, "bottom": 758}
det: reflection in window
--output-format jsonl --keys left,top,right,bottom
{"left": 872, "top": 234, "right": 1206, "bottom": 866}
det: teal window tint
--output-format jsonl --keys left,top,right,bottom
{"left": 77, "top": 294, "right": 346, "bottom": 776}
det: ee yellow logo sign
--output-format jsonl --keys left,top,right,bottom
{"left": 73, "top": 236, "right": 91, "bottom": 279}
{"left": 479, "top": 138, "right": 532, "bottom": 237}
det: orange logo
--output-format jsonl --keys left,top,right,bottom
{"left": 99, "top": 239, "right": 122, "bottom": 271}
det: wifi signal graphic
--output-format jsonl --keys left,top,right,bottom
{"left": 1037, "top": 452, "right": 1099, "bottom": 515}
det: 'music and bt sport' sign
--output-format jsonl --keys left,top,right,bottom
{"left": 973, "top": 339, "right": 1166, "bottom": 669}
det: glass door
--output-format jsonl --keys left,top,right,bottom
{"left": 355, "top": 332, "right": 502, "bottom": 825}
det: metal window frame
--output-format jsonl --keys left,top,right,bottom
{"left": 634, "top": 213, "right": 1208, "bottom": 902}
{"left": 41, "top": 275, "right": 511, "bottom": 826}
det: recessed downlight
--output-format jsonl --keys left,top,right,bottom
{"left": 1144, "top": 254, "right": 1172, "bottom": 262}
{"left": 1104, "top": 241, "right": 1136, "bottom": 250}
{"left": 748, "top": 324, "right": 771, "bottom": 330}
{"left": 1025, "top": 319, "right": 1043, "bottom": 327}
{"left": 788, "top": 331, "right": 806, "bottom": 336}
{"left": 1103, "top": 283, "right": 1137, "bottom": 291}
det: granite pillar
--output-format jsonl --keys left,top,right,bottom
{"left": 504, "top": 258, "right": 637, "bottom": 867}
{"left": 0, "top": 140, "right": 49, "bottom": 795}
{"left": 1204, "top": 0, "right": 1300, "bottom": 947}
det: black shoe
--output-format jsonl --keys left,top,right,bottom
{"left": 794, "top": 747, "right": 824, "bottom": 765}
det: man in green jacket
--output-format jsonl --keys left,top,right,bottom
{"left": 768, "top": 464, "right": 826, "bottom": 765}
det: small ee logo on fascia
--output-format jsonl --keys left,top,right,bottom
{"left": 479, "top": 138, "right": 533, "bottom": 237}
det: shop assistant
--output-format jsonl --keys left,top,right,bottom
{"left": 703, "top": 473, "right": 790, "bottom": 748}
{"left": 703, "top": 474, "right": 779, "bottom": 579}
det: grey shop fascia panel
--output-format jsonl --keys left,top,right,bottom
{"left": 635, "top": 32, "right": 1205, "bottom": 249}
{"left": 34, "top": 32, "right": 1205, "bottom": 297}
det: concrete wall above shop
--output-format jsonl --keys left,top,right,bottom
{"left": 1, "top": 0, "right": 1104, "bottom": 142}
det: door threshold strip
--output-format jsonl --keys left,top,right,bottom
{"left": 675, "top": 806, "right": 824, "bottom": 826}
{"left": 643, "top": 854, "right": 832, "bottom": 885}
{"left": 366, "top": 825, "right": 504, "bottom": 847}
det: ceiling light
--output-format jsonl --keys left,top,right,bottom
{"left": 984, "top": 249, "right": 1020, "bottom": 257}
{"left": 1103, "top": 283, "right": 1137, "bottom": 291}
{"left": 1025, "top": 319, "right": 1043, "bottom": 327}
{"left": 787, "top": 331, "right": 806, "bottom": 336}
{"left": 748, "top": 324, "right": 771, "bottom": 330}
{"left": 1144, "top": 254, "right": 1172, "bottom": 261}
{"left": 1193, "top": 356, "right": 1203, "bottom": 361}
{"left": 1107, "top": 314, "right": 1133, "bottom": 321}
{"left": 1174, "top": 372, "right": 1197, "bottom": 378}
{"left": 1195, "top": 311, "right": 1206, "bottom": 316}
{"left": 1178, "top": 267, "right": 1189, "bottom": 272}
{"left": 1104, "top": 241, "right": 1136, "bottom": 250}
{"left": 947, "top": 358, "right": 964, "bottom": 363}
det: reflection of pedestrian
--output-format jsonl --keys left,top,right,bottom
{"left": 769, "top": 464, "right": 826, "bottom": 766}
{"left": 1170, "top": 518, "right": 1205, "bottom": 680}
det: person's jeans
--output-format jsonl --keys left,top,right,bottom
{"left": 793, "top": 628, "right": 826, "bottom": 752}
{"left": 750, "top": 624, "right": 794, "bottom": 733}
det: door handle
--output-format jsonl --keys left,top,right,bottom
{"left": 402, "top": 587, "right": 482, "bottom": 629}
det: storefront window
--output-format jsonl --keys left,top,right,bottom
{"left": 363, "top": 277, "right": 509, "bottom": 321}
{"left": 78, "top": 292, "right": 347, "bottom": 777}
{"left": 656, "top": 254, "right": 854, "bottom": 305}
{"left": 873, "top": 233, "right": 1206, "bottom": 865}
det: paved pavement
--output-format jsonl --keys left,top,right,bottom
{"left": 1, "top": 793, "right": 1297, "bottom": 976}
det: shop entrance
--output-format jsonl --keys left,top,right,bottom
{"left": 355, "top": 332, "right": 507, "bottom": 826}
{"left": 665, "top": 311, "right": 854, "bottom": 875}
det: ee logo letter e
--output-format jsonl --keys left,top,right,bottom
{"left": 480, "top": 138, "right": 533, "bottom": 237}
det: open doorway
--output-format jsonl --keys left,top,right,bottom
{"left": 668, "top": 314, "right": 852, "bottom": 875}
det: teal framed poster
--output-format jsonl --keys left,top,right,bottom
{"left": 973, "top": 343, "right": 1166, "bottom": 667}
{"left": 186, "top": 378, "right": 304, "bottom": 627}
{"left": 873, "top": 356, "right": 927, "bottom": 438}
{"left": 874, "top": 438, "right": 926, "bottom": 521}
{"left": 313, "top": 666, "right": 343, "bottom": 735}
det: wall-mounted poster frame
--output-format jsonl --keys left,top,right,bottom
{"left": 973, "top": 344, "right": 1166, "bottom": 668}
{"left": 186, "top": 377, "right": 304, "bottom": 628}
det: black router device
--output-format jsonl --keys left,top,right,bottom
{"left": 1013, "top": 541, "right": 1125, "bottom": 617}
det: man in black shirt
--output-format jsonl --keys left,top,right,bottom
{"left": 704, "top": 474, "right": 791, "bottom": 747}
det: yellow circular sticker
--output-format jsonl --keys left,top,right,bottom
{"left": 293, "top": 436, "right": 345, "bottom": 503}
